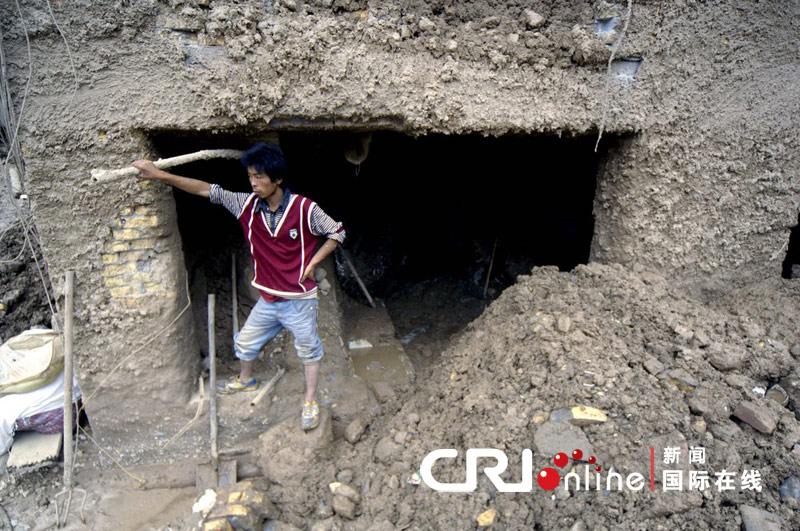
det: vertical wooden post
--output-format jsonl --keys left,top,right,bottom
{"left": 208, "top": 294, "right": 218, "bottom": 469}
{"left": 231, "top": 254, "right": 238, "bottom": 337}
{"left": 62, "top": 271, "right": 75, "bottom": 491}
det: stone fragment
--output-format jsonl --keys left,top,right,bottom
{"left": 418, "top": 16, "right": 436, "bottom": 32}
{"left": 739, "top": 505, "right": 783, "bottom": 531}
{"left": 344, "top": 418, "right": 366, "bottom": 444}
{"left": 568, "top": 405, "right": 607, "bottom": 426}
{"left": 329, "top": 482, "right": 361, "bottom": 503}
{"left": 400, "top": 24, "right": 411, "bottom": 39}
{"left": 643, "top": 356, "right": 664, "bottom": 375}
{"left": 331, "top": 495, "right": 356, "bottom": 519}
{"left": 791, "top": 343, "right": 800, "bottom": 357}
{"left": 476, "top": 507, "right": 496, "bottom": 526}
{"left": 733, "top": 401, "right": 778, "bottom": 434}
{"left": 552, "top": 405, "right": 607, "bottom": 426}
{"left": 709, "top": 420, "right": 743, "bottom": 442}
{"left": 556, "top": 315, "right": 572, "bottom": 333}
{"left": 482, "top": 16, "right": 501, "bottom": 29}
{"left": 374, "top": 436, "right": 399, "bottom": 463}
{"left": 534, "top": 421, "right": 592, "bottom": 457}
{"left": 524, "top": 9, "right": 545, "bottom": 29}
{"left": 667, "top": 368, "right": 698, "bottom": 392}
{"left": 407, "top": 412, "right": 420, "bottom": 424}
{"left": 282, "top": 0, "right": 297, "bottom": 12}
{"left": 706, "top": 344, "right": 745, "bottom": 371}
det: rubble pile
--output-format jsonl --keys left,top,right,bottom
{"left": 337, "top": 263, "right": 799, "bottom": 529}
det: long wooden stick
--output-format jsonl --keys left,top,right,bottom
{"left": 90, "top": 149, "right": 243, "bottom": 183}
{"left": 340, "top": 249, "right": 375, "bottom": 308}
{"left": 62, "top": 271, "right": 75, "bottom": 494}
{"left": 207, "top": 294, "right": 218, "bottom": 469}
{"left": 249, "top": 367, "right": 286, "bottom": 407}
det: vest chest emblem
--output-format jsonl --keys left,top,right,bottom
{"left": 289, "top": 228, "right": 298, "bottom": 240}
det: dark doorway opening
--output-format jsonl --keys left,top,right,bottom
{"left": 149, "top": 129, "right": 610, "bottom": 366}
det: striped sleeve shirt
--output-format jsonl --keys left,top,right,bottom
{"left": 209, "top": 184, "right": 346, "bottom": 243}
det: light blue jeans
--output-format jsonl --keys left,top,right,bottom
{"left": 234, "top": 297, "right": 323, "bottom": 364}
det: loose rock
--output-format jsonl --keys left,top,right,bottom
{"left": 739, "top": 505, "right": 783, "bottom": 531}
{"left": 345, "top": 418, "right": 367, "bottom": 444}
{"left": 332, "top": 495, "right": 356, "bottom": 519}
{"left": 524, "top": 10, "right": 545, "bottom": 29}
{"left": 733, "top": 401, "right": 778, "bottom": 434}
{"left": 418, "top": 17, "right": 436, "bottom": 32}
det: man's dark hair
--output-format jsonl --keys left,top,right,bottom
{"left": 241, "top": 143, "right": 288, "bottom": 184}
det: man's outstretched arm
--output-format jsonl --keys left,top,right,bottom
{"left": 132, "top": 160, "right": 211, "bottom": 198}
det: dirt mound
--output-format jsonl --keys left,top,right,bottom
{"left": 0, "top": 221, "right": 52, "bottom": 342}
{"left": 343, "top": 263, "right": 800, "bottom": 529}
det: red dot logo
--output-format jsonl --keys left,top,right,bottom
{"left": 553, "top": 452, "right": 568, "bottom": 468}
{"left": 588, "top": 455, "right": 597, "bottom": 464}
{"left": 571, "top": 449, "right": 583, "bottom": 461}
{"left": 536, "top": 467, "right": 561, "bottom": 491}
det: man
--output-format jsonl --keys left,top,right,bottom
{"left": 132, "top": 143, "right": 344, "bottom": 430}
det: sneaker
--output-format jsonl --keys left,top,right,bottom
{"left": 302, "top": 401, "right": 320, "bottom": 431}
{"left": 217, "top": 376, "right": 258, "bottom": 394}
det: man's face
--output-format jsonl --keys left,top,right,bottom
{"left": 248, "top": 167, "right": 281, "bottom": 198}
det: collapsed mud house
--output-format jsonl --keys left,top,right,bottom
{"left": 1, "top": 0, "right": 799, "bottom": 529}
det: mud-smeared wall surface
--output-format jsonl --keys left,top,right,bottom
{"left": 1, "top": 0, "right": 798, "bottom": 440}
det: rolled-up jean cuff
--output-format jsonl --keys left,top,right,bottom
{"left": 299, "top": 350, "right": 324, "bottom": 364}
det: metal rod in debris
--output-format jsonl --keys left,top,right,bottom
{"left": 483, "top": 238, "right": 498, "bottom": 299}
{"left": 340, "top": 249, "right": 375, "bottom": 308}
{"left": 208, "top": 294, "right": 218, "bottom": 466}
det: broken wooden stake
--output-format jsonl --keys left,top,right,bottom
{"left": 208, "top": 294, "right": 218, "bottom": 470}
{"left": 90, "top": 149, "right": 243, "bottom": 183}
{"left": 231, "top": 253, "right": 239, "bottom": 337}
{"left": 62, "top": 271, "right": 75, "bottom": 494}
{"left": 250, "top": 367, "right": 286, "bottom": 407}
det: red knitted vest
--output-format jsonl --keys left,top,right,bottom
{"left": 238, "top": 193, "right": 319, "bottom": 299}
